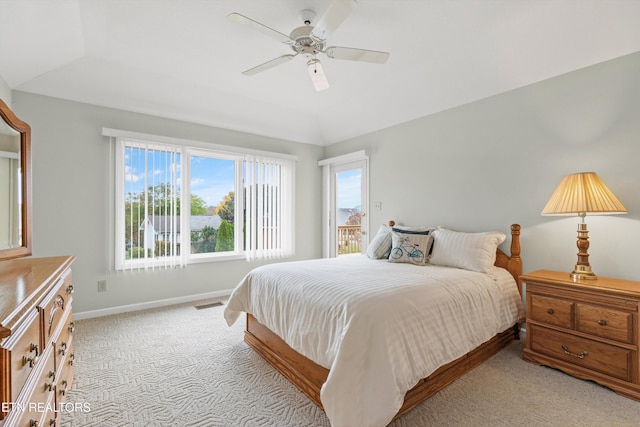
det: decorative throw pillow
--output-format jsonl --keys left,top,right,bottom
{"left": 429, "top": 228, "right": 506, "bottom": 273}
{"left": 366, "top": 224, "right": 393, "bottom": 259}
{"left": 388, "top": 229, "right": 433, "bottom": 265}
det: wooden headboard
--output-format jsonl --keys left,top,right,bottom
{"left": 387, "top": 221, "right": 522, "bottom": 295}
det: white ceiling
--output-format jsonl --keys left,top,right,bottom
{"left": 1, "top": 1, "right": 640, "bottom": 146}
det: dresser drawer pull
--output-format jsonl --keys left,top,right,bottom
{"left": 30, "top": 420, "right": 39, "bottom": 427}
{"left": 48, "top": 370, "right": 55, "bottom": 380}
{"left": 44, "top": 382, "right": 53, "bottom": 392}
{"left": 598, "top": 319, "right": 607, "bottom": 326}
{"left": 547, "top": 308, "right": 554, "bottom": 315}
{"left": 59, "top": 379, "right": 68, "bottom": 396}
{"left": 68, "top": 322, "right": 75, "bottom": 333}
{"left": 22, "top": 343, "right": 39, "bottom": 367}
{"left": 66, "top": 284, "right": 74, "bottom": 294}
{"left": 49, "top": 418, "right": 56, "bottom": 426}
{"left": 561, "top": 344, "right": 588, "bottom": 359}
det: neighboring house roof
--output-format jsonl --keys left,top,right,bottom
{"left": 190, "top": 215, "right": 222, "bottom": 231}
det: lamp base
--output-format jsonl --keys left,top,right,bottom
{"left": 571, "top": 264, "right": 597, "bottom": 281}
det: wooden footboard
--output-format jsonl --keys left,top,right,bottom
{"left": 245, "top": 313, "right": 519, "bottom": 420}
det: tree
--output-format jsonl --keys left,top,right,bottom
{"left": 215, "top": 220, "right": 234, "bottom": 252}
{"left": 191, "top": 194, "right": 207, "bottom": 215}
{"left": 347, "top": 211, "right": 361, "bottom": 225}
{"left": 191, "top": 225, "right": 217, "bottom": 254}
{"left": 215, "top": 191, "right": 234, "bottom": 222}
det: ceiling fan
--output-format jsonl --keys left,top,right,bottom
{"left": 227, "top": 0, "right": 390, "bottom": 91}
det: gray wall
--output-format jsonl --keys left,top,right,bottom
{"left": 0, "top": 76, "right": 10, "bottom": 106}
{"left": 325, "top": 52, "right": 640, "bottom": 281}
{"left": 12, "top": 92, "right": 324, "bottom": 314}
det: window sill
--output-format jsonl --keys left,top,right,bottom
{"left": 188, "top": 253, "right": 246, "bottom": 264}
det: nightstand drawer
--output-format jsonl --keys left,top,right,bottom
{"left": 529, "top": 325, "right": 631, "bottom": 381}
{"left": 576, "top": 303, "right": 633, "bottom": 344}
{"left": 529, "top": 294, "right": 573, "bottom": 329}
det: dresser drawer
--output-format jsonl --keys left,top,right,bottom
{"left": 529, "top": 324, "right": 632, "bottom": 381}
{"left": 54, "top": 307, "right": 74, "bottom": 370}
{"left": 576, "top": 303, "right": 633, "bottom": 344}
{"left": 9, "top": 344, "right": 57, "bottom": 427}
{"left": 39, "top": 269, "right": 73, "bottom": 346}
{"left": 57, "top": 342, "right": 74, "bottom": 403}
{"left": 529, "top": 294, "right": 574, "bottom": 329}
{"left": 1, "top": 309, "right": 42, "bottom": 405}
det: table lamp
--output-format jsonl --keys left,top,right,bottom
{"left": 541, "top": 172, "right": 627, "bottom": 280}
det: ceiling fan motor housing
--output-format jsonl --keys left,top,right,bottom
{"left": 289, "top": 25, "right": 325, "bottom": 58}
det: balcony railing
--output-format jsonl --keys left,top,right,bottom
{"left": 338, "top": 225, "right": 361, "bottom": 255}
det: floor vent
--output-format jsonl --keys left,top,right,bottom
{"left": 194, "top": 302, "right": 224, "bottom": 310}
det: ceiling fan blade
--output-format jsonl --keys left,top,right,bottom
{"left": 325, "top": 46, "right": 390, "bottom": 64}
{"left": 311, "top": 0, "right": 357, "bottom": 41}
{"left": 227, "top": 13, "right": 293, "bottom": 44}
{"left": 242, "top": 55, "right": 296, "bottom": 76}
{"left": 307, "top": 59, "right": 330, "bottom": 91}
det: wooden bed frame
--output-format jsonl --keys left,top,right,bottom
{"left": 243, "top": 224, "right": 523, "bottom": 421}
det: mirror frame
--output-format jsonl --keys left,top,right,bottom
{"left": 0, "top": 98, "right": 32, "bottom": 260}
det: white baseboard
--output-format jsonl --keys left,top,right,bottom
{"left": 73, "top": 289, "right": 234, "bottom": 320}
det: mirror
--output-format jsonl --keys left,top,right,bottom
{"left": 0, "top": 98, "right": 31, "bottom": 260}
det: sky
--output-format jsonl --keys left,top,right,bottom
{"left": 336, "top": 168, "right": 361, "bottom": 209}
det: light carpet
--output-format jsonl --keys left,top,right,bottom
{"left": 60, "top": 300, "right": 639, "bottom": 427}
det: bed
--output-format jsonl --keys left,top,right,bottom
{"left": 224, "top": 223, "right": 524, "bottom": 426}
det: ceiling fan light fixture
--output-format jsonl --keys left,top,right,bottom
{"left": 307, "top": 59, "right": 329, "bottom": 91}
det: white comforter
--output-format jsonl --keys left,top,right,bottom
{"left": 224, "top": 255, "right": 524, "bottom": 427}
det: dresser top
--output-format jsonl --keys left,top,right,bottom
{"left": 521, "top": 269, "right": 640, "bottom": 298}
{"left": 0, "top": 256, "right": 75, "bottom": 338}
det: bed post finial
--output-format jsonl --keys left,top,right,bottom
{"left": 510, "top": 224, "right": 521, "bottom": 259}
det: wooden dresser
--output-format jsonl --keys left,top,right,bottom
{"left": 0, "top": 256, "right": 75, "bottom": 427}
{"left": 522, "top": 269, "right": 640, "bottom": 401}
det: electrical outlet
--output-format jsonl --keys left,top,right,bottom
{"left": 97, "top": 280, "right": 107, "bottom": 292}
{"left": 374, "top": 201, "right": 383, "bottom": 210}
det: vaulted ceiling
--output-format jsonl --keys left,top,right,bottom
{"left": 1, "top": 0, "right": 639, "bottom": 146}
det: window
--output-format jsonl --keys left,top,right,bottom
{"left": 111, "top": 132, "right": 295, "bottom": 271}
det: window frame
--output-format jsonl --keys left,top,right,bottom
{"left": 107, "top": 128, "right": 296, "bottom": 270}
{"left": 184, "top": 149, "right": 245, "bottom": 262}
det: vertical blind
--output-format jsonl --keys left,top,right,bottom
{"left": 119, "top": 140, "right": 184, "bottom": 271}
{"left": 244, "top": 155, "right": 295, "bottom": 260}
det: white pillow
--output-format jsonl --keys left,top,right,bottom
{"left": 430, "top": 228, "right": 506, "bottom": 273}
{"left": 388, "top": 229, "right": 433, "bottom": 265}
{"left": 366, "top": 224, "right": 393, "bottom": 259}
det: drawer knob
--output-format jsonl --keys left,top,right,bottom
{"left": 68, "top": 322, "right": 75, "bottom": 333}
{"left": 66, "top": 284, "right": 74, "bottom": 294}
{"left": 44, "top": 382, "right": 53, "bottom": 392}
{"left": 49, "top": 419, "right": 56, "bottom": 426}
{"left": 48, "top": 370, "right": 55, "bottom": 380}
{"left": 29, "top": 420, "right": 39, "bottom": 427}
{"left": 547, "top": 308, "right": 554, "bottom": 315}
{"left": 598, "top": 319, "right": 607, "bottom": 326}
{"left": 561, "top": 344, "right": 588, "bottom": 359}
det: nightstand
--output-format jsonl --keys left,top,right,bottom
{"left": 521, "top": 270, "right": 640, "bottom": 401}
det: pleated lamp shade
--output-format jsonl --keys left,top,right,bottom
{"left": 541, "top": 172, "right": 627, "bottom": 216}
